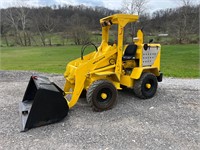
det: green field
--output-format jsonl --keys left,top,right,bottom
{"left": 161, "top": 45, "right": 199, "bottom": 78}
{"left": 0, "top": 45, "right": 199, "bottom": 78}
{"left": 0, "top": 46, "right": 84, "bottom": 73}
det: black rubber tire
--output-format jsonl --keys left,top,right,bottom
{"left": 134, "top": 72, "right": 158, "bottom": 99}
{"left": 80, "top": 89, "right": 86, "bottom": 98}
{"left": 86, "top": 80, "right": 117, "bottom": 111}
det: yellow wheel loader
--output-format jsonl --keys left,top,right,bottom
{"left": 19, "top": 14, "right": 163, "bottom": 131}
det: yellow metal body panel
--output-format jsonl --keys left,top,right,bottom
{"left": 100, "top": 14, "right": 139, "bottom": 25}
{"left": 95, "top": 71, "right": 115, "bottom": 76}
{"left": 131, "top": 67, "right": 144, "bottom": 79}
{"left": 63, "top": 14, "right": 161, "bottom": 109}
{"left": 131, "top": 67, "right": 160, "bottom": 79}
{"left": 120, "top": 75, "right": 133, "bottom": 88}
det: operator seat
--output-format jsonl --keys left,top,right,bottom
{"left": 122, "top": 44, "right": 137, "bottom": 61}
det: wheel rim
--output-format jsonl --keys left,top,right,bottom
{"left": 144, "top": 79, "right": 155, "bottom": 93}
{"left": 101, "top": 93, "right": 108, "bottom": 99}
{"left": 97, "top": 88, "right": 112, "bottom": 103}
{"left": 145, "top": 83, "right": 151, "bottom": 89}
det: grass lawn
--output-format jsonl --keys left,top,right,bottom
{"left": 0, "top": 44, "right": 199, "bottom": 78}
{"left": 161, "top": 44, "right": 199, "bottom": 78}
{"left": 0, "top": 46, "right": 84, "bottom": 73}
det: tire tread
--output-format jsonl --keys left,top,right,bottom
{"left": 134, "top": 72, "right": 157, "bottom": 99}
{"left": 86, "top": 80, "right": 117, "bottom": 111}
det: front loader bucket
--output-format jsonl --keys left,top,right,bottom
{"left": 19, "top": 76, "right": 69, "bottom": 132}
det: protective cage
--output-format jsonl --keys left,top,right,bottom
{"left": 19, "top": 76, "right": 69, "bottom": 131}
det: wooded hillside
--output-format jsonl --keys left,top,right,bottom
{"left": 0, "top": 4, "right": 199, "bottom": 46}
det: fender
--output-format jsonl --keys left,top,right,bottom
{"left": 130, "top": 67, "right": 160, "bottom": 79}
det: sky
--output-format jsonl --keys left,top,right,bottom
{"left": 0, "top": 0, "right": 193, "bottom": 12}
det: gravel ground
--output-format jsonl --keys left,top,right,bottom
{"left": 0, "top": 70, "right": 199, "bottom": 150}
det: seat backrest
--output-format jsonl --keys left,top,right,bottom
{"left": 124, "top": 44, "right": 137, "bottom": 57}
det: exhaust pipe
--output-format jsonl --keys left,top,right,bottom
{"left": 19, "top": 76, "right": 69, "bottom": 132}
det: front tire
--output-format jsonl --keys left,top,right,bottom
{"left": 134, "top": 72, "right": 158, "bottom": 99}
{"left": 86, "top": 80, "right": 117, "bottom": 111}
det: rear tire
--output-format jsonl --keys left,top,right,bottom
{"left": 86, "top": 80, "right": 117, "bottom": 111}
{"left": 134, "top": 72, "right": 158, "bottom": 99}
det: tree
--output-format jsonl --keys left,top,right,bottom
{"left": 42, "top": 8, "right": 57, "bottom": 46}
{"left": 31, "top": 7, "right": 57, "bottom": 46}
{"left": 5, "top": 8, "right": 24, "bottom": 46}
{"left": 17, "top": 6, "right": 30, "bottom": 46}
{"left": 31, "top": 9, "right": 46, "bottom": 46}
{"left": 175, "top": 0, "right": 194, "bottom": 6}
{"left": 0, "top": 10, "right": 10, "bottom": 46}
{"left": 121, "top": 0, "right": 149, "bottom": 38}
{"left": 72, "top": 26, "right": 91, "bottom": 45}
{"left": 171, "top": 0, "right": 198, "bottom": 43}
{"left": 5, "top": 0, "right": 32, "bottom": 46}
{"left": 121, "top": 0, "right": 149, "bottom": 15}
